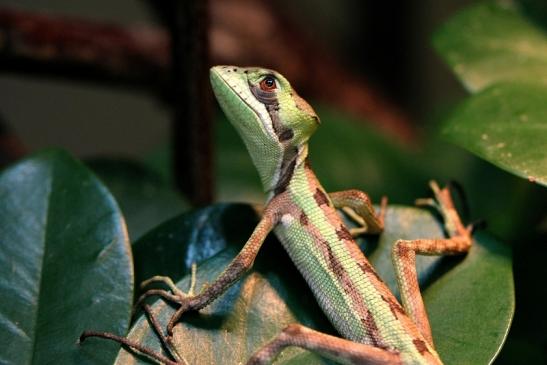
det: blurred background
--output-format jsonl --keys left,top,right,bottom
{"left": 1, "top": 0, "right": 546, "bottom": 363}
{"left": 1, "top": 0, "right": 473, "bottom": 159}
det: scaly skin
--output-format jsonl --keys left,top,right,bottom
{"left": 82, "top": 65, "right": 473, "bottom": 365}
{"left": 209, "top": 66, "right": 454, "bottom": 364}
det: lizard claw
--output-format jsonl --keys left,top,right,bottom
{"left": 135, "top": 263, "right": 200, "bottom": 318}
{"left": 417, "top": 180, "right": 472, "bottom": 239}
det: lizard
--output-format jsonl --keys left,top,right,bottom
{"left": 81, "top": 66, "right": 474, "bottom": 365}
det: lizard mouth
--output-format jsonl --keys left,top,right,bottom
{"left": 210, "top": 66, "right": 276, "bottom": 138}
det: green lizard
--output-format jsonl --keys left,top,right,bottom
{"left": 82, "top": 66, "right": 473, "bottom": 365}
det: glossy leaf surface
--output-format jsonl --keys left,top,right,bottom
{"left": 434, "top": 1, "right": 547, "bottom": 186}
{"left": 442, "top": 82, "right": 547, "bottom": 186}
{"left": 132, "top": 203, "right": 258, "bottom": 289}
{"left": 433, "top": 1, "right": 547, "bottom": 92}
{"left": 0, "top": 150, "right": 133, "bottom": 365}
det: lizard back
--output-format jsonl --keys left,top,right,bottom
{"left": 272, "top": 161, "right": 442, "bottom": 365}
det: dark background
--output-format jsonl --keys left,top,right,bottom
{"left": 1, "top": 0, "right": 473, "bottom": 157}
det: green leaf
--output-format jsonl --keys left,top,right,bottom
{"left": 366, "top": 207, "right": 514, "bottom": 365}
{"left": 433, "top": 1, "right": 547, "bottom": 92}
{"left": 441, "top": 82, "right": 547, "bottom": 186}
{"left": 115, "top": 204, "right": 513, "bottom": 365}
{"left": 132, "top": 203, "right": 259, "bottom": 289}
{"left": 87, "top": 158, "right": 189, "bottom": 241}
{"left": 424, "top": 232, "right": 513, "bottom": 365}
{"left": 0, "top": 150, "right": 133, "bottom": 365}
{"left": 117, "top": 204, "right": 335, "bottom": 365}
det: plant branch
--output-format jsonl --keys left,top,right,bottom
{"left": 0, "top": 8, "right": 169, "bottom": 92}
{"left": 168, "top": 0, "right": 214, "bottom": 206}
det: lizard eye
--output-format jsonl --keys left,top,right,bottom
{"left": 259, "top": 76, "right": 277, "bottom": 91}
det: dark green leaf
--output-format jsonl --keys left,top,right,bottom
{"left": 433, "top": 1, "right": 547, "bottom": 92}
{"left": 117, "top": 204, "right": 335, "bottom": 365}
{"left": 424, "top": 232, "right": 513, "bottom": 365}
{"left": 132, "top": 204, "right": 259, "bottom": 290}
{"left": 442, "top": 82, "right": 547, "bottom": 186}
{"left": 116, "top": 205, "right": 513, "bottom": 365}
{"left": 87, "top": 158, "right": 189, "bottom": 241}
{"left": 0, "top": 149, "right": 133, "bottom": 364}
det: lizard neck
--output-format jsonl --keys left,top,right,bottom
{"left": 266, "top": 143, "right": 310, "bottom": 199}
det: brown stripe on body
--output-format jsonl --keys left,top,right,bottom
{"left": 265, "top": 103, "right": 291, "bottom": 142}
{"left": 361, "top": 311, "right": 388, "bottom": 349}
{"left": 358, "top": 260, "right": 383, "bottom": 284}
{"left": 274, "top": 155, "right": 297, "bottom": 195}
{"left": 292, "top": 203, "right": 386, "bottom": 348}
{"left": 313, "top": 187, "right": 330, "bottom": 206}
{"left": 338, "top": 223, "right": 414, "bottom": 324}
{"left": 281, "top": 184, "right": 385, "bottom": 345}
{"left": 304, "top": 168, "right": 341, "bottom": 231}
{"left": 314, "top": 237, "right": 385, "bottom": 347}
{"left": 381, "top": 295, "right": 406, "bottom": 319}
{"left": 264, "top": 103, "right": 299, "bottom": 195}
{"left": 274, "top": 204, "right": 352, "bottom": 332}
{"left": 336, "top": 226, "right": 353, "bottom": 241}
{"left": 249, "top": 84, "right": 299, "bottom": 196}
{"left": 299, "top": 210, "right": 309, "bottom": 225}
{"left": 253, "top": 87, "right": 294, "bottom": 147}
{"left": 306, "top": 164, "right": 389, "bottom": 291}
{"left": 412, "top": 338, "right": 430, "bottom": 355}
{"left": 301, "top": 166, "right": 430, "bottom": 346}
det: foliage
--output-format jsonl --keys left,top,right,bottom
{"left": 0, "top": 150, "right": 133, "bottom": 364}
{"left": 434, "top": 1, "right": 547, "bottom": 186}
{"left": 0, "top": 148, "right": 514, "bottom": 365}
{"left": 115, "top": 206, "right": 512, "bottom": 365}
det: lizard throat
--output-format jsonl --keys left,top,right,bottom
{"left": 272, "top": 145, "right": 309, "bottom": 196}
{"left": 250, "top": 85, "right": 307, "bottom": 196}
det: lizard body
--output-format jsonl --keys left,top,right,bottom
{"left": 270, "top": 164, "right": 439, "bottom": 364}
{"left": 207, "top": 66, "right": 468, "bottom": 364}
{"left": 82, "top": 65, "right": 474, "bottom": 365}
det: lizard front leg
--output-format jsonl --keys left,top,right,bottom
{"left": 81, "top": 195, "right": 284, "bottom": 363}
{"left": 392, "top": 181, "right": 473, "bottom": 346}
{"left": 329, "top": 190, "right": 388, "bottom": 236}
{"left": 148, "top": 195, "right": 283, "bottom": 336}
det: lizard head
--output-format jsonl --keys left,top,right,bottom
{"left": 210, "top": 65, "right": 320, "bottom": 193}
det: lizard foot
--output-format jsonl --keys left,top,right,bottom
{"left": 415, "top": 181, "right": 472, "bottom": 239}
